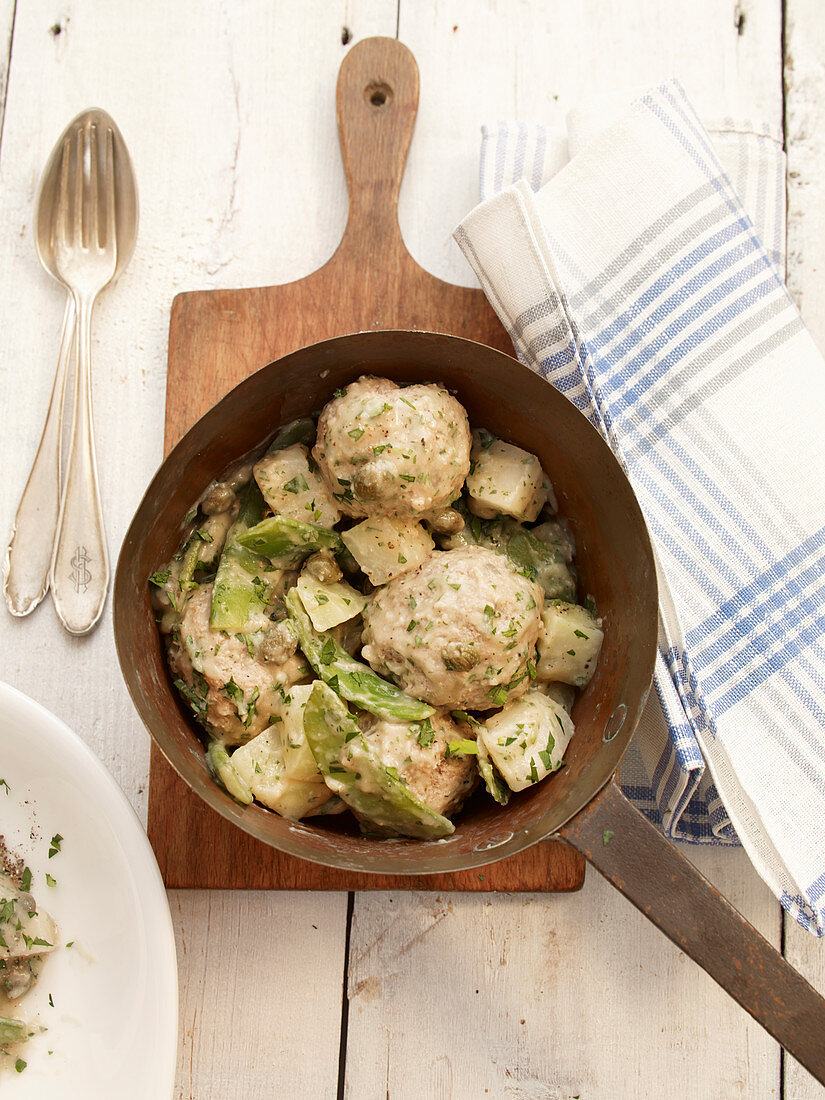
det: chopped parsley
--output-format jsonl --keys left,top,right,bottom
{"left": 149, "top": 570, "right": 171, "bottom": 588}
{"left": 20, "top": 866, "right": 31, "bottom": 892}
{"left": 348, "top": 428, "right": 365, "bottom": 440}
{"left": 174, "top": 676, "right": 209, "bottom": 720}
{"left": 451, "top": 710, "right": 482, "bottom": 729}
{"left": 221, "top": 678, "right": 245, "bottom": 708}
{"left": 412, "top": 717, "right": 435, "bottom": 747}
{"left": 488, "top": 684, "right": 509, "bottom": 706}
{"left": 46, "top": 873, "right": 57, "bottom": 888}
{"left": 283, "top": 474, "right": 309, "bottom": 495}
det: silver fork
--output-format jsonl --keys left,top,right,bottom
{"left": 49, "top": 121, "right": 118, "bottom": 634}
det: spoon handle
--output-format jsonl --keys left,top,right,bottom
{"left": 3, "top": 296, "right": 75, "bottom": 616}
{"left": 50, "top": 291, "right": 108, "bottom": 635}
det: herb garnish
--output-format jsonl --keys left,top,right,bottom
{"left": 283, "top": 474, "right": 309, "bottom": 495}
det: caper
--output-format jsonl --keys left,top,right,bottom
{"left": 441, "top": 640, "right": 479, "bottom": 672}
{"left": 201, "top": 482, "right": 236, "bottom": 515}
{"left": 352, "top": 462, "right": 392, "bottom": 501}
{"left": 227, "top": 463, "right": 254, "bottom": 492}
{"left": 428, "top": 507, "right": 465, "bottom": 535}
{"left": 305, "top": 550, "right": 342, "bottom": 584}
{"left": 260, "top": 620, "right": 298, "bottom": 665}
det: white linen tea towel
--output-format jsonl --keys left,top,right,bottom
{"left": 455, "top": 79, "right": 825, "bottom": 934}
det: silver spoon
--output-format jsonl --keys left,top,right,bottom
{"left": 3, "top": 109, "right": 138, "bottom": 627}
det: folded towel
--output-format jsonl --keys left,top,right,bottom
{"left": 455, "top": 80, "right": 825, "bottom": 934}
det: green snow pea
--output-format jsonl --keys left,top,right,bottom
{"left": 285, "top": 589, "right": 433, "bottom": 722}
{"left": 237, "top": 515, "right": 342, "bottom": 569}
{"left": 303, "top": 682, "right": 453, "bottom": 839}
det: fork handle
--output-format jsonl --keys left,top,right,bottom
{"left": 3, "top": 296, "right": 75, "bottom": 615}
{"left": 50, "top": 290, "right": 108, "bottom": 634}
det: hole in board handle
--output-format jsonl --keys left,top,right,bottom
{"left": 365, "top": 81, "right": 392, "bottom": 108}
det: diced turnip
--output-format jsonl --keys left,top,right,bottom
{"left": 253, "top": 444, "right": 341, "bottom": 527}
{"left": 296, "top": 573, "right": 367, "bottom": 631}
{"left": 478, "top": 689, "right": 575, "bottom": 792}
{"left": 465, "top": 432, "right": 550, "bottom": 522}
{"left": 341, "top": 516, "right": 434, "bottom": 585}
{"left": 542, "top": 681, "right": 577, "bottom": 712}
{"left": 231, "top": 684, "right": 336, "bottom": 817}
{"left": 536, "top": 600, "right": 604, "bottom": 686}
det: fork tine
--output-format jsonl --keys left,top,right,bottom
{"left": 104, "top": 127, "right": 116, "bottom": 253}
{"left": 88, "top": 123, "right": 99, "bottom": 248}
{"left": 73, "top": 125, "right": 84, "bottom": 246}
{"left": 56, "top": 136, "right": 71, "bottom": 247}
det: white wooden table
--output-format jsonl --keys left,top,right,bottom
{"left": 1, "top": 2, "right": 823, "bottom": 1096}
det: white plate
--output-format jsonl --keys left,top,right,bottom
{"left": 0, "top": 682, "right": 177, "bottom": 1097}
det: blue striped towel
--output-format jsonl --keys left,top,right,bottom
{"left": 454, "top": 80, "right": 825, "bottom": 935}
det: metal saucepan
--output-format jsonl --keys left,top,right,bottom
{"left": 113, "top": 329, "right": 825, "bottom": 1082}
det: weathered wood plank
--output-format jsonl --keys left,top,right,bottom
{"left": 0, "top": 0, "right": 15, "bottom": 139}
{"left": 781, "top": 1, "right": 825, "bottom": 1095}
{"left": 0, "top": 3, "right": 395, "bottom": 1099}
{"left": 0, "top": 0, "right": 397, "bottom": 810}
{"left": 170, "top": 890, "right": 349, "bottom": 1100}
{"left": 398, "top": 0, "right": 783, "bottom": 287}
{"left": 345, "top": 2, "right": 786, "bottom": 1096}
{"left": 344, "top": 847, "right": 779, "bottom": 1099}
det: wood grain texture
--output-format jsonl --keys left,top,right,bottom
{"left": 0, "top": 2, "right": 800, "bottom": 1097}
{"left": 0, "top": 6, "right": 395, "bottom": 1100}
{"left": 781, "top": 2, "right": 825, "bottom": 1094}
{"left": 344, "top": 846, "right": 779, "bottom": 1100}
{"left": 345, "top": 3, "right": 788, "bottom": 1097}
{"left": 170, "top": 889, "right": 349, "bottom": 1100}
{"left": 150, "top": 35, "right": 585, "bottom": 895}
{"left": 398, "top": 0, "right": 782, "bottom": 288}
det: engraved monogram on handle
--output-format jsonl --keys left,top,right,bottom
{"left": 69, "top": 545, "right": 92, "bottom": 593}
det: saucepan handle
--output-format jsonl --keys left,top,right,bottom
{"left": 556, "top": 778, "right": 825, "bottom": 1084}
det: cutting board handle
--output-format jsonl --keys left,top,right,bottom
{"left": 336, "top": 37, "right": 419, "bottom": 262}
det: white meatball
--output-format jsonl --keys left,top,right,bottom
{"left": 170, "top": 584, "right": 309, "bottom": 745}
{"left": 313, "top": 376, "right": 471, "bottom": 517}
{"left": 359, "top": 711, "right": 477, "bottom": 817}
{"left": 362, "top": 547, "right": 544, "bottom": 711}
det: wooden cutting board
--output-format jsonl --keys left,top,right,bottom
{"left": 148, "top": 36, "right": 585, "bottom": 893}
